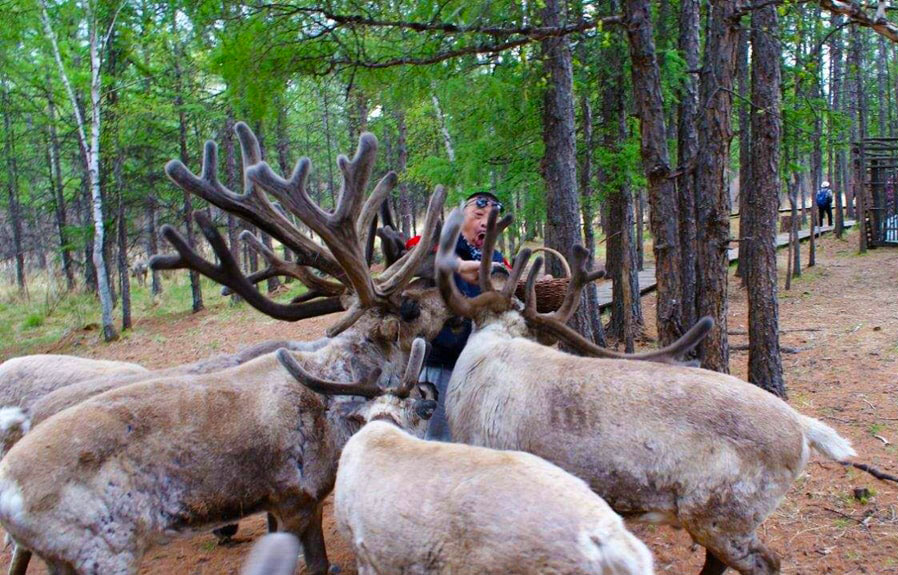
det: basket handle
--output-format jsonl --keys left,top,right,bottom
{"left": 530, "top": 247, "right": 571, "bottom": 278}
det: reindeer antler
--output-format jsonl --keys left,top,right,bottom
{"left": 276, "top": 349, "right": 384, "bottom": 398}
{"left": 152, "top": 212, "right": 344, "bottom": 321}
{"left": 155, "top": 123, "right": 446, "bottom": 334}
{"left": 164, "top": 123, "right": 345, "bottom": 279}
{"left": 276, "top": 337, "right": 430, "bottom": 398}
{"left": 434, "top": 204, "right": 713, "bottom": 364}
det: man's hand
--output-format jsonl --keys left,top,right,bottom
{"left": 457, "top": 260, "right": 481, "bottom": 284}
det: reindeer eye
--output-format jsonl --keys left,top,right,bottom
{"left": 399, "top": 297, "right": 421, "bottom": 322}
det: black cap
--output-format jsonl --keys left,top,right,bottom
{"left": 464, "top": 191, "right": 500, "bottom": 203}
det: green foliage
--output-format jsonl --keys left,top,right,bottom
{"left": 0, "top": 0, "right": 891, "bottom": 337}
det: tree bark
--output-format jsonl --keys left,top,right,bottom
{"left": 735, "top": 25, "right": 751, "bottom": 285}
{"left": 540, "top": 0, "right": 594, "bottom": 344}
{"left": 695, "top": 0, "right": 741, "bottom": 373}
{"left": 578, "top": 92, "right": 606, "bottom": 346}
{"left": 677, "top": 0, "right": 700, "bottom": 328}
{"left": 878, "top": 36, "right": 889, "bottom": 137}
{"left": 116, "top": 156, "right": 131, "bottom": 330}
{"left": 432, "top": 93, "right": 456, "bottom": 163}
{"left": 851, "top": 23, "right": 868, "bottom": 253}
{"left": 45, "top": 76, "right": 75, "bottom": 290}
{"left": 223, "top": 110, "right": 242, "bottom": 303}
{"left": 275, "top": 99, "right": 295, "bottom": 282}
{"left": 623, "top": 0, "right": 683, "bottom": 346}
{"left": 1, "top": 73, "right": 26, "bottom": 294}
{"left": 320, "top": 83, "right": 338, "bottom": 206}
{"left": 171, "top": 13, "right": 203, "bottom": 312}
{"left": 747, "top": 3, "right": 785, "bottom": 398}
{"left": 830, "top": 15, "right": 846, "bottom": 238}
{"left": 601, "top": 21, "right": 643, "bottom": 342}
{"left": 395, "top": 109, "right": 413, "bottom": 238}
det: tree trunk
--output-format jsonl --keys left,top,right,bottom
{"left": 320, "top": 83, "right": 337, "bottom": 206}
{"left": 395, "top": 109, "right": 413, "bottom": 238}
{"left": 275, "top": 99, "right": 295, "bottom": 282}
{"left": 747, "top": 3, "right": 785, "bottom": 398}
{"left": 878, "top": 36, "right": 889, "bottom": 137}
{"left": 40, "top": 0, "right": 116, "bottom": 338}
{"left": 78, "top": 149, "right": 97, "bottom": 294}
{"left": 540, "top": 0, "right": 594, "bottom": 344}
{"left": 116, "top": 157, "right": 131, "bottom": 330}
{"left": 694, "top": 0, "right": 741, "bottom": 373}
{"left": 1, "top": 73, "right": 26, "bottom": 294}
{"left": 623, "top": 0, "right": 682, "bottom": 346}
{"left": 851, "top": 23, "right": 868, "bottom": 253}
{"left": 736, "top": 25, "right": 751, "bottom": 285}
{"left": 578, "top": 92, "right": 606, "bottom": 346}
{"left": 677, "top": 0, "right": 700, "bottom": 327}
{"left": 46, "top": 77, "right": 75, "bottom": 290}
{"left": 432, "top": 93, "right": 456, "bottom": 163}
{"left": 223, "top": 110, "right": 242, "bottom": 303}
{"left": 830, "top": 16, "right": 846, "bottom": 238}
{"left": 171, "top": 15, "right": 203, "bottom": 312}
{"left": 635, "top": 190, "right": 645, "bottom": 271}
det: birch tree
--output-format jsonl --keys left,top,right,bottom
{"left": 39, "top": 0, "right": 119, "bottom": 341}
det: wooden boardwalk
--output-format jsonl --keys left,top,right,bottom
{"left": 595, "top": 220, "right": 856, "bottom": 311}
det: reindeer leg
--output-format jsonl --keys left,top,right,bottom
{"left": 7, "top": 545, "right": 31, "bottom": 575}
{"left": 275, "top": 503, "right": 329, "bottom": 575}
{"left": 298, "top": 503, "right": 329, "bottom": 575}
{"left": 699, "top": 549, "right": 728, "bottom": 575}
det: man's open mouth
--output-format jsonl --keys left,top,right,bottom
{"left": 474, "top": 231, "right": 486, "bottom": 247}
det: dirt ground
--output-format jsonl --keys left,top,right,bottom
{"left": 1, "top": 231, "right": 897, "bottom": 574}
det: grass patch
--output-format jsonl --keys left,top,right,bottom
{"left": 0, "top": 269, "right": 314, "bottom": 360}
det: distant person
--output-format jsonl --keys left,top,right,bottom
{"left": 816, "top": 181, "right": 834, "bottom": 227}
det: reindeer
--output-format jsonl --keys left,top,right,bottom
{"left": 0, "top": 124, "right": 451, "bottom": 575}
{"left": 130, "top": 259, "right": 149, "bottom": 287}
{"left": 0, "top": 355, "right": 147, "bottom": 417}
{"left": 0, "top": 339, "right": 328, "bottom": 458}
{"left": 434, "top": 207, "right": 856, "bottom": 575}
{"left": 336, "top": 420, "right": 655, "bottom": 575}
{"left": 0, "top": 338, "right": 436, "bottom": 575}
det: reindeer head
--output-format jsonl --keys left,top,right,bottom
{"left": 275, "top": 338, "right": 438, "bottom": 437}
{"left": 435, "top": 206, "right": 713, "bottom": 365}
{"left": 151, "top": 123, "right": 450, "bottom": 350}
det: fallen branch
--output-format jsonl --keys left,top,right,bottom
{"left": 845, "top": 461, "right": 898, "bottom": 484}
{"left": 730, "top": 344, "right": 801, "bottom": 353}
{"left": 728, "top": 328, "right": 822, "bottom": 335}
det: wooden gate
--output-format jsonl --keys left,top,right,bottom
{"left": 854, "top": 138, "right": 898, "bottom": 247}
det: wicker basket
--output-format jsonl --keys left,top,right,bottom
{"left": 514, "top": 247, "right": 571, "bottom": 313}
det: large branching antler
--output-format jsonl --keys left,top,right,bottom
{"left": 434, "top": 204, "right": 713, "bottom": 364}
{"left": 247, "top": 134, "right": 387, "bottom": 308}
{"left": 236, "top": 230, "right": 346, "bottom": 298}
{"left": 157, "top": 122, "right": 446, "bottom": 333}
{"left": 164, "top": 123, "right": 345, "bottom": 280}
{"left": 521, "top": 256, "right": 712, "bottom": 364}
{"left": 151, "top": 211, "right": 344, "bottom": 321}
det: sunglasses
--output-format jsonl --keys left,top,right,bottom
{"left": 466, "top": 196, "right": 504, "bottom": 213}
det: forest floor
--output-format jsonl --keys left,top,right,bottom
{"left": 1, "top": 229, "right": 897, "bottom": 574}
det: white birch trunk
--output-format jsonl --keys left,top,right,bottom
{"left": 431, "top": 94, "right": 456, "bottom": 162}
{"left": 40, "top": 0, "right": 117, "bottom": 341}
